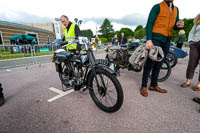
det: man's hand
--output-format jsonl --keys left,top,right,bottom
{"left": 76, "top": 50, "right": 80, "bottom": 54}
{"left": 145, "top": 40, "right": 153, "bottom": 50}
{"left": 176, "top": 20, "right": 184, "bottom": 28}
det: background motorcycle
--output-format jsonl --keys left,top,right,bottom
{"left": 97, "top": 43, "right": 171, "bottom": 82}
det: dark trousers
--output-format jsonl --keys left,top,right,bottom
{"left": 176, "top": 42, "right": 183, "bottom": 49}
{"left": 142, "top": 39, "right": 170, "bottom": 87}
{"left": 186, "top": 41, "right": 200, "bottom": 80}
{"left": 0, "top": 83, "right": 3, "bottom": 97}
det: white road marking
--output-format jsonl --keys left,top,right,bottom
{"left": 48, "top": 87, "right": 64, "bottom": 94}
{"left": 6, "top": 69, "right": 11, "bottom": 72}
{"left": 48, "top": 87, "right": 74, "bottom": 102}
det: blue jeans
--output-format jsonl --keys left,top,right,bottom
{"left": 141, "top": 38, "right": 170, "bottom": 87}
{"left": 16, "top": 45, "right": 21, "bottom": 53}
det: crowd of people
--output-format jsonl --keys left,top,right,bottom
{"left": 108, "top": 0, "right": 200, "bottom": 112}
{"left": 10, "top": 38, "right": 38, "bottom": 54}
{"left": 112, "top": 32, "right": 128, "bottom": 46}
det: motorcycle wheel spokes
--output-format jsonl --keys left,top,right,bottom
{"left": 88, "top": 69, "right": 123, "bottom": 113}
{"left": 92, "top": 74, "right": 118, "bottom": 108}
{"left": 158, "top": 60, "right": 171, "bottom": 82}
{"left": 59, "top": 63, "right": 70, "bottom": 87}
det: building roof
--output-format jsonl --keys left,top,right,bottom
{"left": 0, "top": 20, "right": 54, "bottom": 34}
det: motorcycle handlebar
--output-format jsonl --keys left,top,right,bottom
{"left": 61, "top": 39, "right": 79, "bottom": 48}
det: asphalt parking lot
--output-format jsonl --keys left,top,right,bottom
{"left": 0, "top": 52, "right": 200, "bottom": 133}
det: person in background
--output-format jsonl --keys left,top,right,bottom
{"left": 22, "top": 38, "right": 29, "bottom": 54}
{"left": 181, "top": 14, "right": 200, "bottom": 92}
{"left": 0, "top": 83, "right": 5, "bottom": 106}
{"left": 120, "top": 32, "right": 127, "bottom": 45}
{"left": 176, "top": 29, "right": 186, "bottom": 49}
{"left": 140, "top": 0, "right": 184, "bottom": 97}
{"left": 30, "top": 39, "right": 37, "bottom": 53}
{"left": 15, "top": 39, "right": 21, "bottom": 53}
{"left": 112, "top": 34, "right": 118, "bottom": 46}
{"left": 31, "top": 39, "right": 37, "bottom": 47}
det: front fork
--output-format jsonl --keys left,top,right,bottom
{"left": 88, "top": 51, "right": 107, "bottom": 95}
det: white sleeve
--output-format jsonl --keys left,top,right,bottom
{"left": 188, "top": 24, "right": 197, "bottom": 42}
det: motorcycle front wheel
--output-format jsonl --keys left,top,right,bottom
{"left": 88, "top": 69, "right": 124, "bottom": 113}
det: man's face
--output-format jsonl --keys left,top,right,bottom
{"left": 60, "top": 17, "right": 69, "bottom": 27}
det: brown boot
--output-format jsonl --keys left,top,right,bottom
{"left": 140, "top": 87, "right": 148, "bottom": 97}
{"left": 149, "top": 86, "right": 167, "bottom": 93}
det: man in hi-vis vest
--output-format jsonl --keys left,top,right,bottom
{"left": 140, "top": 0, "right": 184, "bottom": 97}
{"left": 60, "top": 15, "right": 81, "bottom": 54}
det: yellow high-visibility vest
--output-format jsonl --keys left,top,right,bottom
{"left": 64, "top": 23, "right": 77, "bottom": 50}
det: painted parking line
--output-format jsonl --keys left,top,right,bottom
{"left": 48, "top": 87, "right": 74, "bottom": 102}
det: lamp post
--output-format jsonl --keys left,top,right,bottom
{"left": 74, "top": 18, "right": 82, "bottom": 27}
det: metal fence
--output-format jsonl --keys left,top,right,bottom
{"left": 0, "top": 44, "right": 61, "bottom": 69}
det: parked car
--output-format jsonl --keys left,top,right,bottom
{"left": 51, "top": 39, "right": 62, "bottom": 45}
{"left": 41, "top": 39, "right": 62, "bottom": 46}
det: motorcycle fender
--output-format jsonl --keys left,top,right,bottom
{"left": 86, "top": 66, "right": 116, "bottom": 85}
{"left": 170, "top": 46, "right": 187, "bottom": 58}
{"left": 55, "top": 63, "right": 62, "bottom": 72}
{"left": 97, "top": 66, "right": 116, "bottom": 75}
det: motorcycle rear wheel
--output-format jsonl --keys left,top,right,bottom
{"left": 58, "top": 62, "right": 71, "bottom": 87}
{"left": 166, "top": 51, "right": 177, "bottom": 68}
{"left": 149, "top": 59, "right": 171, "bottom": 82}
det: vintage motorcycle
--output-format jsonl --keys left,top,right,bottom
{"left": 96, "top": 43, "right": 171, "bottom": 82}
{"left": 52, "top": 37, "right": 124, "bottom": 113}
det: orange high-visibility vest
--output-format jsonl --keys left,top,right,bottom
{"left": 152, "top": 1, "right": 177, "bottom": 37}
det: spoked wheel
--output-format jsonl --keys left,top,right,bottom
{"left": 166, "top": 51, "right": 177, "bottom": 68}
{"left": 88, "top": 69, "right": 123, "bottom": 113}
{"left": 149, "top": 59, "right": 171, "bottom": 82}
{"left": 58, "top": 62, "right": 71, "bottom": 87}
{"left": 157, "top": 59, "right": 171, "bottom": 82}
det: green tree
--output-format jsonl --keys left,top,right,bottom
{"left": 172, "top": 18, "right": 194, "bottom": 41}
{"left": 99, "top": 18, "right": 114, "bottom": 41}
{"left": 99, "top": 37, "right": 108, "bottom": 43}
{"left": 134, "top": 27, "right": 146, "bottom": 40}
{"left": 120, "top": 28, "right": 134, "bottom": 38}
{"left": 134, "top": 25, "right": 143, "bottom": 33}
{"left": 80, "top": 29, "right": 94, "bottom": 38}
{"left": 182, "top": 18, "right": 194, "bottom": 40}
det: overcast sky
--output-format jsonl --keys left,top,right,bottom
{"left": 0, "top": 0, "right": 199, "bottom": 33}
